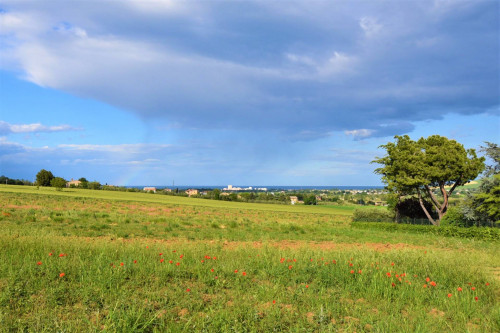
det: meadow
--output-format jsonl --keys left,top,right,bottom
{"left": 0, "top": 185, "right": 499, "bottom": 332}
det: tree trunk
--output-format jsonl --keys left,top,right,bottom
{"left": 418, "top": 189, "right": 438, "bottom": 226}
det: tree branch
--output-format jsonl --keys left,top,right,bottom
{"left": 423, "top": 185, "right": 441, "bottom": 211}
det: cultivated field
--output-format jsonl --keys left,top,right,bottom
{"left": 0, "top": 185, "right": 498, "bottom": 332}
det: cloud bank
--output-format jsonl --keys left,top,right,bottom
{"left": 0, "top": 0, "right": 497, "bottom": 140}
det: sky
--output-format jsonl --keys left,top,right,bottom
{"left": 0, "top": 0, "right": 499, "bottom": 186}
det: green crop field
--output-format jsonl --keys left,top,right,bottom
{"left": 0, "top": 186, "right": 499, "bottom": 332}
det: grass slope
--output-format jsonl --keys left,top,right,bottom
{"left": 0, "top": 186, "right": 499, "bottom": 332}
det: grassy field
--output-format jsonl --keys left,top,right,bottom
{"left": 0, "top": 186, "right": 499, "bottom": 332}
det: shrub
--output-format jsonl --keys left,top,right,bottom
{"left": 352, "top": 208, "right": 394, "bottom": 222}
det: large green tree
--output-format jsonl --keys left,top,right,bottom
{"left": 50, "top": 177, "right": 67, "bottom": 191}
{"left": 473, "top": 142, "right": 500, "bottom": 223}
{"left": 373, "top": 135, "right": 484, "bottom": 226}
{"left": 35, "top": 169, "right": 54, "bottom": 187}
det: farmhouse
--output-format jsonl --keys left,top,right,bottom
{"left": 185, "top": 189, "right": 198, "bottom": 197}
{"left": 143, "top": 187, "right": 157, "bottom": 193}
{"left": 66, "top": 179, "right": 81, "bottom": 188}
{"left": 290, "top": 196, "right": 299, "bottom": 205}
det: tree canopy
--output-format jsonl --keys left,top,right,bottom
{"left": 35, "top": 169, "right": 54, "bottom": 187}
{"left": 373, "top": 135, "right": 484, "bottom": 225}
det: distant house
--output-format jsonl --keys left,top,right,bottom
{"left": 185, "top": 189, "right": 198, "bottom": 197}
{"left": 66, "top": 179, "right": 82, "bottom": 188}
{"left": 163, "top": 188, "right": 172, "bottom": 192}
{"left": 143, "top": 187, "right": 157, "bottom": 193}
{"left": 290, "top": 196, "right": 299, "bottom": 205}
{"left": 315, "top": 195, "right": 322, "bottom": 201}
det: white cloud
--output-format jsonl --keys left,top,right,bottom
{"left": 359, "top": 17, "right": 383, "bottom": 37}
{"left": 344, "top": 129, "right": 374, "bottom": 138}
{"left": 0, "top": 121, "right": 78, "bottom": 134}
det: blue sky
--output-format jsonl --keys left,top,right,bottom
{"left": 0, "top": 0, "right": 499, "bottom": 186}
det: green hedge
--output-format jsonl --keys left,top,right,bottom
{"left": 352, "top": 208, "right": 394, "bottom": 222}
{"left": 351, "top": 222, "right": 500, "bottom": 241}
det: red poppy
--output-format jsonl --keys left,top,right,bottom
{"left": 391, "top": 283, "right": 396, "bottom": 287}
{"left": 49, "top": 253, "right": 53, "bottom": 256}
{"left": 447, "top": 293, "right": 452, "bottom": 298}
{"left": 457, "top": 287, "right": 462, "bottom": 292}
{"left": 386, "top": 272, "right": 391, "bottom": 277}
{"left": 305, "top": 285, "right": 309, "bottom": 288}
{"left": 474, "top": 296, "right": 478, "bottom": 301}
{"left": 242, "top": 272, "right": 247, "bottom": 276}
{"left": 59, "top": 272, "right": 65, "bottom": 277}
{"left": 37, "top": 261, "right": 42, "bottom": 265}
{"left": 272, "top": 300, "right": 276, "bottom": 304}
{"left": 288, "top": 265, "right": 293, "bottom": 270}
{"left": 358, "top": 270, "right": 362, "bottom": 274}
{"left": 430, "top": 281, "right": 437, "bottom": 287}
{"left": 471, "top": 287, "right": 476, "bottom": 291}
{"left": 211, "top": 268, "right": 214, "bottom": 272}
{"left": 426, "top": 277, "right": 430, "bottom": 282}
{"left": 214, "top": 276, "right": 218, "bottom": 279}
{"left": 133, "top": 260, "right": 137, "bottom": 264}
{"left": 160, "top": 259, "right": 164, "bottom": 263}
{"left": 180, "top": 255, "right": 184, "bottom": 259}
{"left": 349, "top": 263, "right": 353, "bottom": 267}
{"left": 120, "top": 262, "right": 124, "bottom": 266}
{"left": 201, "top": 260, "right": 205, "bottom": 263}
{"left": 59, "top": 254, "right": 65, "bottom": 257}
{"left": 391, "top": 262, "right": 395, "bottom": 266}
{"left": 159, "top": 253, "right": 163, "bottom": 256}
{"left": 213, "top": 257, "right": 217, "bottom": 260}
{"left": 186, "top": 288, "right": 191, "bottom": 292}
{"left": 350, "top": 270, "right": 354, "bottom": 274}
{"left": 423, "top": 284, "right": 428, "bottom": 288}
{"left": 176, "top": 262, "right": 180, "bottom": 266}
{"left": 169, "top": 260, "right": 173, "bottom": 264}
{"left": 485, "top": 282, "right": 490, "bottom": 286}
{"left": 234, "top": 269, "right": 238, "bottom": 273}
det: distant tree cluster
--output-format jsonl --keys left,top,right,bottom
{"left": 0, "top": 175, "right": 32, "bottom": 186}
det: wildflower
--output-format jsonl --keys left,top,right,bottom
{"left": 350, "top": 270, "right": 355, "bottom": 274}
{"left": 358, "top": 270, "right": 362, "bottom": 274}
{"left": 474, "top": 296, "right": 478, "bottom": 301}
{"left": 169, "top": 260, "right": 173, "bottom": 264}
{"left": 214, "top": 276, "right": 218, "bottom": 279}
{"left": 59, "top": 272, "right": 65, "bottom": 277}
{"left": 176, "top": 262, "right": 180, "bottom": 266}
{"left": 180, "top": 255, "right": 184, "bottom": 259}
{"left": 430, "top": 281, "right": 437, "bottom": 287}
{"left": 234, "top": 269, "right": 238, "bottom": 273}
{"left": 133, "top": 260, "right": 137, "bottom": 264}
{"left": 59, "top": 253, "right": 65, "bottom": 257}
{"left": 120, "top": 262, "right": 124, "bottom": 266}
{"left": 391, "top": 262, "right": 395, "bottom": 266}
{"left": 349, "top": 263, "right": 353, "bottom": 267}
{"left": 386, "top": 272, "right": 391, "bottom": 277}
{"left": 471, "top": 287, "right": 476, "bottom": 291}
{"left": 426, "top": 277, "right": 430, "bottom": 282}
{"left": 391, "top": 282, "right": 396, "bottom": 287}
{"left": 272, "top": 300, "right": 276, "bottom": 304}
{"left": 186, "top": 288, "right": 191, "bottom": 292}
{"left": 201, "top": 260, "right": 205, "bottom": 263}
{"left": 485, "top": 282, "right": 490, "bottom": 286}
{"left": 211, "top": 268, "right": 214, "bottom": 272}
{"left": 457, "top": 287, "right": 462, "bottom": 292}
{"left": 242, "top": 272, "right": 247, "bottom": 276}
{"left": 159, "top": 253, "right": 163, "bottom": 256}
{"left": 305, "top": 285, "right": 309, "bottom": 288}
{"left": 37, "top": 261, "right": 42, "bottom": 265}
{"left": 288, "top": 265, "right": 293, "bottom": 270}
{"left": 213, "top": 257, "right": 217, "bottom": 260}
{"left": 447, "top": 293, "right": 452, "bottom": 298}
{"left": 423, "top": 284, "right": 428, "bottom": 288}
{"left": 49, "top": 253, "right": 53, "bottom": 256}
{"left": 160, "top": 259, "right": 164, "bottom": 263}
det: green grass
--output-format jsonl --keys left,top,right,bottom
{"left": 0, "top": 186, "right": 499, "bottom": 332}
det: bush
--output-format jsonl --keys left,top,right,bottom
{"left": 351, "top": 222, "right": 499, "bottom": 241}
{"left": 352, "top": 208, "right": 394, "bottom": 222}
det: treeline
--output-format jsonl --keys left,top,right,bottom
{"left": 0, "top": 175, "right": 33, "bottom": 186}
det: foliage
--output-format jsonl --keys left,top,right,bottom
{"left": 35, "top": 169, "right": 54, "bottom": 187}
{"left": 352, "top": 207, "right": 394, "bottom": 222}
{"left": 78, "top": 177, "right": 89, "bottom": 189}
{"left": 373, "top": 135, "right": 485, "bottom": 225}
{"left": 303, "top": 194, "right": 317, "bottom": 205}
{"left": 50, "top": 177, "right": 67, "bottom": 191}
{"left": 474, "top": 174, "right": 500, "bottom": 223}
{"left": 396, "top": 197, "right": 437, "bottom": 220}
{"left": 88, "top": 181, "right": 102, "bottom": 190}
{"left": 352, "top": 222, "right": 500, "bottom": 241}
